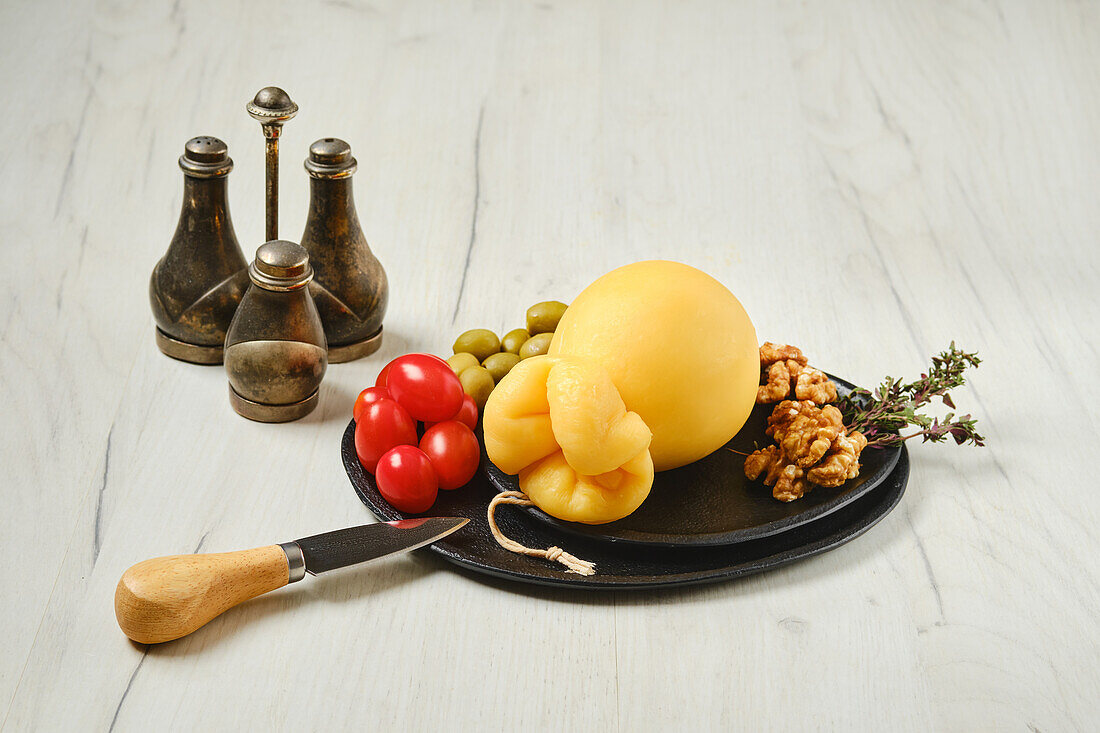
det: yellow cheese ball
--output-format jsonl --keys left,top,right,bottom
{"left": 549, "top": 260, "right": 758, "bottom": 471}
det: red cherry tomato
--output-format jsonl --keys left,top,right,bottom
{"left": 425, "top": 394, "right": 478, "bottom": 432}
{"left": 385, "top": 353, "right": 465, "bottom": 423}
{"left": 375, "top": 445, "right": 438, "bottom": 513}
{"left": 375, "top": 360, "right": 394, "bottom": 389}
{"left": 353, "top": 386, "right": 392, "bottom": 423}
{"left": 354, "top": 398, "right": 417, "bottom": 474}
{"left": 376, "top": 353, "right": 448, "bottom": 389}
{"left": 452, "top": 394, "right": 479, "bottom": 430}
{"left": 420, "top": 421, "right": 480, "bottom": 490}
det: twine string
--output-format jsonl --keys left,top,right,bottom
{"left": 486, "top": 491, "right": 596, "bottom": 576}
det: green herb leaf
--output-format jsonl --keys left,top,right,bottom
{"left": 838, "top": 343, "right": 985, "bottom": 450}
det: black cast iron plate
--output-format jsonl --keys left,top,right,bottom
{"left": 485, "top": 376, "right": 900, "bottom": 547}
{"left": 341, "top": 420, "right": 909, "bottom": 590}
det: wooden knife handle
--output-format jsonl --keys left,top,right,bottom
{"left": 114, "top": 545, "right": 290, "bottom": 644}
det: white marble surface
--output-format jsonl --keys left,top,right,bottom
{"left": 2, "top": 0, "right": 1098, "bottom": 730}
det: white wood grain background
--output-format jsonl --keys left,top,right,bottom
{"left": 1, "top": 0, "right": 1097, "bottom": 730}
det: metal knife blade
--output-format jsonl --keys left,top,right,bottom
{"left": 282, "top": 517, "right": 467, "bottom": 579}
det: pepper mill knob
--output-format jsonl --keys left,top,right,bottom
{"left": 247, "top": 86, "right": 298, "bottom": 242}
{"left": 246, "top": 87, "right": 298, "bottom": 129}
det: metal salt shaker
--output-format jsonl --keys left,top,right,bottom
{"left": 224, "top": 241, "right": 327, "bottom": 422}
{"left": 149, "top": 136, "right": 249, "bottom": 364}
{"left": 300, "top": 138, "right": 388, "bottom": 362}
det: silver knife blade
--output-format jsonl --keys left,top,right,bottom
{"left": 288, "top": 518, "right": 468, "bottom": 576}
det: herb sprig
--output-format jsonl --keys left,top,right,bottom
{"left": 838, "top": 342, "right": 985, "bottom": 449}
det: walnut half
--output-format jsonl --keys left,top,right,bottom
{"left": 807, "top": 430, "right": 867, "bottom": 487}
{"left": 756, "top": 342, "right": 836, "bottom": 405}
{"left": 744, "top": 444, "right": 812, "bottom": 502}
{"left": 795, "top": 367, "right": 838, "bottom": 404}
{"left": 744, "top": 398, "right": 867, "bottom": 501}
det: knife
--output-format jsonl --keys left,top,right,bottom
{"left": 114, "top": 517, "right": 468, "bottom": 644}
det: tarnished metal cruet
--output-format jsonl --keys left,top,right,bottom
{"left": 224, "top": 241, "right": 327, "bottom": 423}
{"left": 149, "top": 136, "right": 249, "bottom": 364}
{"left": 300, "top": 138, "right": 388, "bottom": 362}
{"left": 149, "top": 88, "right": 388, "bottom": 421}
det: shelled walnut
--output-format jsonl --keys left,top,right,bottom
{"left": 807, "top": 431, "right": 868, "bottom": 487}
{"left": 743, "top": 445, "right": 811, "bottom": 502}
{"left": 745, "top": 398, "right": 867, "bottom": 502}
{"left": 756, "top": 342, "right": 836, "bottom": 405}
{"left": 767, "top": 400, "right": 844, "bottom": 468}
{"left": 795, "top": 367, "right": 837, "bottom": 403}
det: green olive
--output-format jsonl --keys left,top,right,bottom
{"left": 452, "top": 328, "right": 501, "bottom": 362}
{"left": 459, "top": 365, "right": 495, "bottom": 410}
{"left": 518, "top": 332, "right": 554, "bottom": 359}
{"left": 446, "top": 352, "right": 480, "bottom": 375}
{"left": 483, "top": 352, "right": 521, "bottom": 383}
{"left": 501, "top": 328, "right": 530, "bottom": 355}
{"left": 525, "top": 301, "right": 568, "bottom": 335}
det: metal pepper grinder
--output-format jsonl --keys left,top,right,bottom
{"left": 224, "top": 241, "right": 327, "bottom": 422}
{"left": 246, "top": 87, "right": 298, "bottom": 241}
{"left": 300, "top": 138, "right": 388, "bottom": 362}
{"left": 149, "top": 136, "right": 250, "bottom": 364}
